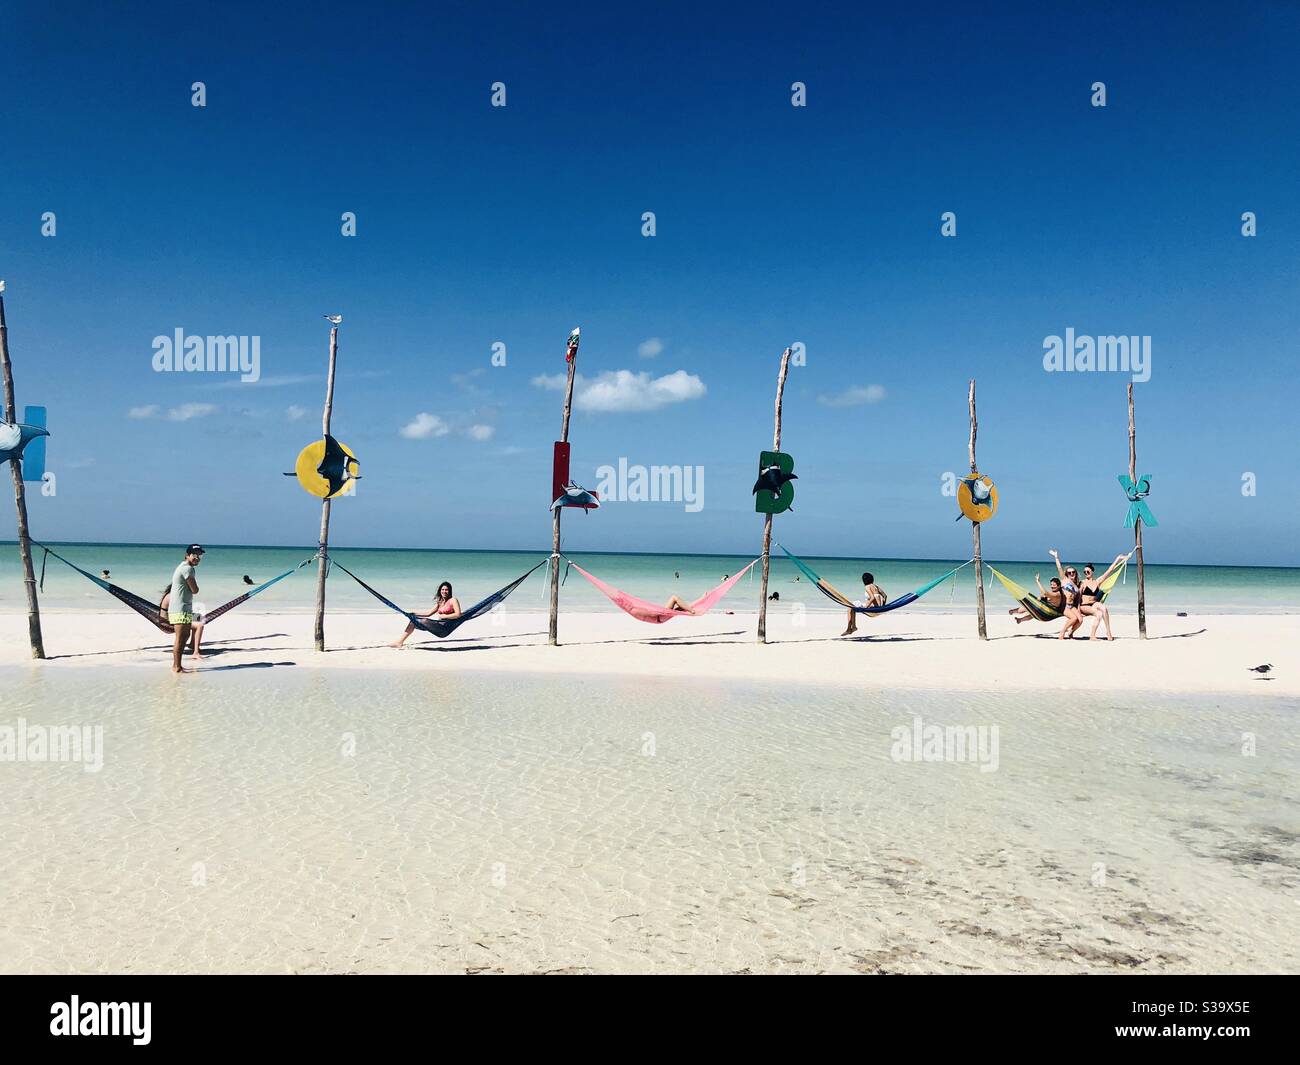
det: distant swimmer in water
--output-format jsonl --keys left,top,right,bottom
{"left": 768, "top": 591, "right": 780, "bottom": 601}
{"left": 242, "top": 575, "right": 255, "bottom": 586}
{"left": 101, "top": 569, "right": 110, "bottom": 579}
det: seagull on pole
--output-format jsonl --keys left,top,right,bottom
{"left": 323, "top": 314, "right": 343, "bottom": 325}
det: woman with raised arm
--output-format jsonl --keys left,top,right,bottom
{"left": 1078, "top": 554, "right": 1129, "bottom": 641}
{"left": 1048, "top": 550, "right": 1084, "bottom": 640}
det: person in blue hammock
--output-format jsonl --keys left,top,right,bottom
{"left": 389, "top": 580, "right": 462, "bottom": 647}
{"left": 841, "top": 572, "right": 887, "bottom": 636}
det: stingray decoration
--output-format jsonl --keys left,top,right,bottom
{"left": 551, "top": 481, "right": 600, "bottom": 511}
{"left": 285, "top": 434, "right": 360, "bottom": 499}
{"left": 957, "top": 471, "right": 998, "bottom": 522}
{"left": 753, "top": 450, "right": 796, "bottom": 514}
{"left": 0, "top": 421, "right": 48, "bottom": 466}
{"left": 550, "top": 440, "right": 598, "bottom": 510}
{"left": 1118, "top": 473, "right": 1157, "bottom": 527}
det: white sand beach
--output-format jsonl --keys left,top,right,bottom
{"left": 2, "top": 607, "right": 1296, "bottom": 974}
{"left": 3, "top": 608, "right": 1296, "bottom": 697}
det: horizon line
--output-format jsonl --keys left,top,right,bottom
{"left": 4, "top": 540, "right": 1296, "bottom": 572}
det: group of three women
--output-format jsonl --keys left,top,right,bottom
{"left": 1011, "top": 551, "right": 1129, "bottom": 639}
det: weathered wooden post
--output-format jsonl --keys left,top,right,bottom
{"left": 313, "top": 324, "right": 339, "bottom": 651}
{"left": 1128, "top": 383, "right": 1147, "bottom": 639}
{"left": 968, "top": 379, "right": 987, "bottom": 640}
{"left": 0, "top": 283, "right": 46, "bottom": 659}
{"left": 756, "top": 347, "right": 793, "bottom": 643}
{"left": 548, "top": 328, "right": 580, "bottom": 646}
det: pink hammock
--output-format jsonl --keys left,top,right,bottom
{"left": 567, "top": 560, "right": 758, "bottom": 623}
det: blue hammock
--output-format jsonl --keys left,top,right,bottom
{"left": 779, "top": 545, "right": 971, "bottom": 615}
{"left": 331, "top": 558, "right": 547, "bottom": 637}
{"left": 35, "top": 541, "right": 317, "bottom": 634}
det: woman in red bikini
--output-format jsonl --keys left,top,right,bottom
{"left": 389, "top": 580, "right": 462, "bottom": 648}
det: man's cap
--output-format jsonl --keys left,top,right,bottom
{"left": 186, "top": 544, "right": 206, "bottom": 555}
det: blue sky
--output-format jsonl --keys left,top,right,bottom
{"left": 2, "top": 0, "right": 1297, "bottom": 565}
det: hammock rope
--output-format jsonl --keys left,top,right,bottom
{"left": 563, "top": 557, "right": 758, "bottom": 623}
{"left": 778, "top": 545, "right": 973, "bottom": 616}
{"left": 34, "top": 542, "right": 318, "bottom": 634}
{"left": 330, "top": 557, "right": 548, "bottom": 637}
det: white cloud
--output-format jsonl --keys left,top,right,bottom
{"left": 286, "top": 405, "right": 307, "bottom": 421}
{"left": 465, "top": 424, "right": 495, "bottom": 441}
{"left": 131, "top": 403, "right": 217, "bottom": 421}
{"left": 637, "top": 337, "right": 664, "bottom": 359}
{"left": 817, "top": 385, "right": 885, "bottom": 408}
{"left": 532, "top": 369, "right": 706, "bottom": 413}
{"left": 167, "top": 403, "right": 217, "bottom": 421}
{"left": 208, "top": 373, "right": 317, "bottom": 390}
{"left": 400, "top": 412, "right": 450, "bottom": 439}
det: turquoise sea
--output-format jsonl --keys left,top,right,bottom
{"left": 3, "top": 541, "right": 1297, "bottom": 616}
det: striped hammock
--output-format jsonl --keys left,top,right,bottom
{"left": 779, "top": 546, "right": 972, "bottom": 616}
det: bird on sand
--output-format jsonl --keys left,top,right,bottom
{"left": 1247, "top": 664, "right": 1273, "bottom": 674}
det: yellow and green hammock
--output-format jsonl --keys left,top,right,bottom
{"left": 986, "top": 558, "right": 1128, "bottom": 622}
{"left": 779, "top": 546, "right": 972, "bottom": 615}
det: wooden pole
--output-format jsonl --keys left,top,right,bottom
{"left": 968, "top": 379, "right": 987, "bottom": 640}
{"left": 1128, "top": 383, "right": 1147, "bottom": 639}
{"left": 757, "top": 347, "right": 793, "bottom": 643}
{"left": 313, "top": 325, "right": 339, "bottom": 651}
{"left": 548, "top": 328, "right": 580, "bottom": 646}
{"left": 0, "top": 287, "right": 46, "bottom": 659}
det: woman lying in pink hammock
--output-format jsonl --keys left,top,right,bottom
{"left": 661, "top": 593, "right": 699, "bottom": 616}
{"left": 570, "top": 560, "right": 758, "bottom": 624}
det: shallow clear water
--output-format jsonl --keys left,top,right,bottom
{"left": 2, "top": 667, "right": 1296, "bottom": 973}
{"left": 4, "top": 541, "right": 1298, "bottom": 616}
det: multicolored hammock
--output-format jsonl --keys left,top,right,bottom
{"left": 779, "top": 546, "right": 972, "bottom": 616}
{"left": 564, "top": 559, "right": 757, "bottom": 623}
{"left": 330, "top": 558, "right": 547, "bottom": 637}
{"left": 35, "top": 542, "right": 318, "bottom": 634}
{"left": 986, "top": 558, "right": 1128, "bottom": 622}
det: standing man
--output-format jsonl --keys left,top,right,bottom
{"left": 169, "top": 545, "right": 204, "bottom": 673}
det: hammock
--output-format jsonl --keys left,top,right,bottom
{"left": 779, "top": 546, "right": 972, "bottom": 616}
{"left": 35, "top": 542, "right": 317, "bottom": 634}
{"left": 987, "top": 558, "right": 1129, "bottom": 622}
{"left": 330, "top": 558, "right": 547, "bottom": 637}
{"left": 565, "top": 559, "right": 757, "bottom": 623}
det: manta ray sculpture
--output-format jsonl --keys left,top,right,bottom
{"left": 0, "top": 422, "right": 49, "bottom": 465}
{"left": 316, "top": 434, "right": 359, "bottom": 498}
{"left": 753, "top": 464, "right": 797, "bottom": 499}
{"left": 551, "top": 481, "right": 600, "bottom": 511}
